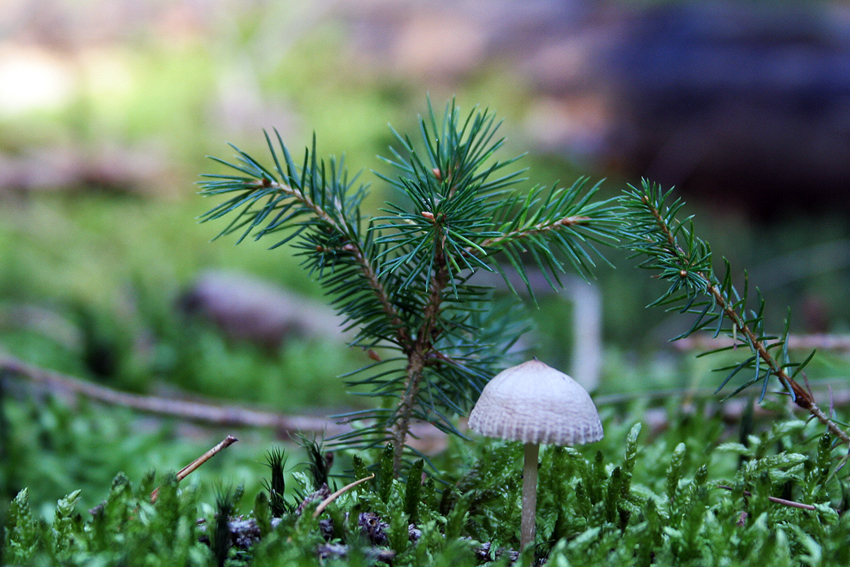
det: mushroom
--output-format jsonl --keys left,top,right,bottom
{"left": 468, "top": 359, "right": 603, "bottom": 550}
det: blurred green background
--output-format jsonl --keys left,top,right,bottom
{"left": 2, "top": 0, "right": 850, "bottom": 516}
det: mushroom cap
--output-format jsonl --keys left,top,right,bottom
{"left": 468, "top": 359, "right": 603, "bottom": 445}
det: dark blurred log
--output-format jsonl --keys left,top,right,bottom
{"left": 522, "top": 1, "right": 850, "bottom": 218}
{"left": 346, "top": 0, "right": 850, "bottom": 218}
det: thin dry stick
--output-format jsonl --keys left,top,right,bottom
{"left": 312, "top": 473, "right": 376, "bottom": 518}
{"left": 1, "top": 355, "right": 451, "bottom": 453}
{"left": 717, "top": 485, "right": 817, "bottom": 511}
{"left": 0, "top": 355, "right": 349, "bottom": 435}
{"left": 674, "top": 333, "right": 850, "bottom": 353}
{"left": 150, "top": 435, "right": 238, "bottom": 503}
{"left": 8, "top": 354, "right": 850, "bottom": 449}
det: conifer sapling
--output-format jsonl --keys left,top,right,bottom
{"left": 198, "top": 100, "right": 618, "bottom": 473}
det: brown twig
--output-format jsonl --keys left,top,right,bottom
{"left": 150, "top": 435, "right": 238, "bottom": 503}
{"left": 0, "top": 355, "right": 451, "bottom": 453}
{"left": 391, "top": 224, "right": 450, "bottom": 474}
{"left": 0, "top": 355, "right": 349, "bottom": 436}
{"left": 673, "top": 333, "right": 850, "bottom": 353}
{"left": 312, "top": 474, "right": 376, "bottom": 518}
{"left": 8, "top": 353, "right": 850, "bottom": 453}
{"left": 261, "top": 179, "right": 412, "bottom": 353}
{"left": 717, "top": 485, "right": 818, "bottom": 511}
{"left": 475, "top": 215, "right": 592, "bottom": 251}
{"left": 702, "top": 278, "right": 850, "bottom": 445}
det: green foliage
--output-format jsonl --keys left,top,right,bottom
{"left": 403, "top": 459, "right": 425, "bottom": 526}
{"left": 1, "top": 394, "right": 174, "bottom": 512}
{"left": 300, "top": 436, "right": 332, "bottom": 490}
{"left": 0, "top": 391, "right": 286, "bottom": 522}
{"left": 263, "top": 448, "right": 291, "bottom": 517}
{"left": 9, "top": 99, "right": 850, "bottom": 565}
{"left": 213, "top": 486, "right": 238, "bottom": 566}
{"left": 6, "top": 406, "right": 850, "bottom": 566}
{"left": 667, "top": 442, "right": 687, "bottom": 502}
{"left": 198, "top": 100, "right": 619, "bottom": 471}
{"left": 6, "top": 488, "right": 38, "bottom": 563}
{"left": 6, "top": 472, "right": 210, "bottom": 566}
{"left": 352, "top": 454, "right": 369, "bottom": 484}
{"left": 378, "top": 443, "right": 395, "bottom": 505}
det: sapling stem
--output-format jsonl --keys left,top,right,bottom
{"left": 521, "top": 442, "right": 540, "bottom": 550}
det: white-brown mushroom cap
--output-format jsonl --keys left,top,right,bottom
{"left": 468, "top": 359, "right": 603, "bottom": 445}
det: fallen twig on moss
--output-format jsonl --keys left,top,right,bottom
{"left": 5, "top": 354, "right": 850, "bottom": 449}
{"left": 0, "top": 354, "right": 349, "bottom": 436}
{"left": 0, "top": 355, "right": 448, "bottom": 453}
{"left": 151, "top": 435, "right": 239, "bottom": 503}
{"left": 313, "top": 473, "right": 375, "bottom": 518}
{"left": 717, "top": 484, "right": 818, "bottom": 512}
{"left": 673, "top": 333, "right": 850, "bottom": 353}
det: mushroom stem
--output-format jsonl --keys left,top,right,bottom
{"left": 521, "top": 442, "right": 540, "bottom": 550}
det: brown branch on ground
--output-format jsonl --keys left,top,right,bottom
{"left": 6, "top": 354, "right": 850, "bottom": 452}
{"left": 0, "top": 355, "right": 349, "bottom": 437}
{"left": 672, "top": 333, "right": 850, "bottom": 353}
{"left": 0, "top": 355, "right": 449, "bottom": 453}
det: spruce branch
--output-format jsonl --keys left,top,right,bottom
{"left": 618, "top": 180, "right": 850, "bottom": 446}
{"left": 198, "top": 100, "right": 619, "bottom": 473}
